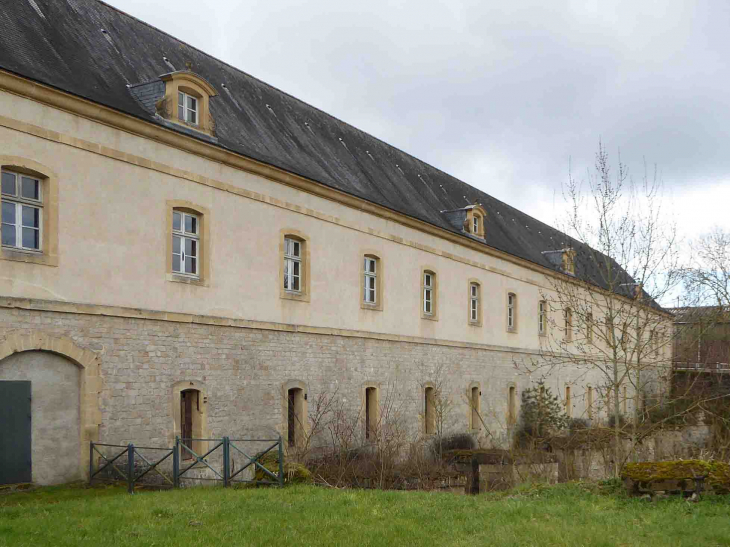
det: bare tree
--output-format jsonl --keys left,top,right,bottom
{"left": 524, "top": 141, "right": 681, "bottom": 476}
{"left": 683, "top": 227, "right": 730, "bottom": 307}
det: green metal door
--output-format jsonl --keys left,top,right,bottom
{"left": 0, "top": 381, "right": 32, "bottom": 485}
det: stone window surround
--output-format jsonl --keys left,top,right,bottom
{"left": 0, "top": 156, "right": 58, "bottom": 267}
{"left": 279, "top": 228, "right": 311, "bottom": 302}
{"left": 421, "top": 266, "right": 439, "bottom": 321}
{"left": 360, "top": 250, "right": 383, "bottom": 311}
{"left": 0, "top": 332, "right": 102, "bottom": 480}
{"left": 160, "top": 71, "right": 217, "bottom": 136}
{"left": 165, "top": 200, "right": 210, "bottom": 287}
{"left": 464, "top": 205, "right": 486, "bottom": 239}
{"left": 171, "top": 380, "right": 209, "bottom": 457}
{"left": 467, "top": 381, "right": 481, "bottom": 431}
{"left": 281, "top": 379, "right": 308, "bottom": 449}
{"left": 467, "top": 278, "right": 482, "bottom": 327}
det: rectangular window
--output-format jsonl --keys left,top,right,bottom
{"left": 564, "top": 308, "right": 573, "bottom": 341}
{"left": 587, "top": 312, "right": 594, "bottom": 343}
{"left": 470, "top": 283, "right": 479, "bottom": 323}
{"left": 364, "top": 257, "right": 377, "bottom": 304}
{"left": 172, "top": 210, "right": 199, "bottom": 276}
{"left": 423, "top": 273, "right": 433, "bottom": 315}
{"left": 178, "top": 91, "right": 198, "bottom": 125}
{"left": 284, "top": 237, "right": 302, "bottom": 292}
{"left": 507, "top": 293, "right": 516, "bottom": 330}
{"left": 538, "top": 300, "right": 547, "bottom": 335}
{"left": 1, "top": 170, "right": 42, "bottom": 251}
{"left": 473, "top": 216, "right": 479, "bottom": 234}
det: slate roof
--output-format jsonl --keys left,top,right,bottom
{"left": 0, "top": 0, "right": 649, "bottom": 300}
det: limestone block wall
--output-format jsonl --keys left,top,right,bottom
{"left": 0, "top": 305, "right": 600, "bottom": 461}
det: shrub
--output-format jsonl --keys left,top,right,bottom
{"left": 568, "top": 418, "right": 590, "bottom": 431}
{"left": 433, "top": 433, "right": 476, "bottom": 454}
{"left": 607, "top": 414, "right": 628, "bottom": 428}
{"left": 515, "top": 381, "right": 568, "bottom": 449}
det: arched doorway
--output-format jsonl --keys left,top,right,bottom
{"left": 0, "top": 351, "right": 81, "bottom": 485}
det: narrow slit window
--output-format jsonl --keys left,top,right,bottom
{"left": 508, "top": 386, "right": 516, "bottom": 425}
{"left": 1, "top": 170, "right": 42, "bottom": 251}
{"left": 471, "top": 386, "right": 480, "bottom": 429}
{"left": 284, "top": 237, "right": 302, "bottom": 292}
{"left": 587, "top": 312, "right": 594, "bottom": 343}
{"left": 364, "top": 257, "right": 377, "bottom": 304}
{"left": 178, "top": 91, "right": 198, "bottom": 125}
{"left": 365, "top": 387, "right": 377, "bottom": 440}
{"left": 587, "top": 386, "right": 594, "bottom": 419}
{"left": 470, "top": 283, "right": 479, "bottom": 323}
{"left": 564, "top": 308, "right": 573, "bottom": 341}
{"left": 424, "top": 386, "right": 435, "bottom": 434}
{"left": 423, "top": 273, "right": 434, "bottom": 315}
{"left": 565, "top": 386, "right": 572, "bottom": 417}
{"left": 172, "top": 211, "right": 199, "bottom": 276}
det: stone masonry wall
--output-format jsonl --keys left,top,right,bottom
{"left": 0, "top": 306, "right": 596, "bottom": 453}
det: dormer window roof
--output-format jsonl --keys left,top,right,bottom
{"left": 542, "top": 247, "right": 576, "bottom": 276}
{"left": 440, "top": 204, "right": 486, "bottom": 240}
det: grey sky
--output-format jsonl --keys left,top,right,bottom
{"left": 106, "top": 0, "right": 730, "bottom": 238}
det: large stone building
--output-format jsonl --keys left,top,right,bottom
{"left": 0, "top": 0, "right": 671, "bottom": 485}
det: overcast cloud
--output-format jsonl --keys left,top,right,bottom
{"left": 106, "top": 0, "right": 730, "bottom": 239}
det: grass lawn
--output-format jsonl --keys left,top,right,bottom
{"left": 1, "top": 482, "right": 730, "bottom": 546}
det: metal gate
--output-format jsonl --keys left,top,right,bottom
{"left": 0, "top": 381, "right": 32, "bottom": 485}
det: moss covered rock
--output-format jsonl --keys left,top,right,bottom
{"left": 621, "top": 460, "right": 730, "bottom": 493}
{"left": 253, "top": 455, "right": 313, "bottom": 486}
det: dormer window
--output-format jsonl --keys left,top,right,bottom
{"left": 157, "top": 71, "right": 217, "bottom": 136}
{"left": 542, "top": 247, "right": 576, "bottom": 276}
{"left": 178, "top": 91, "right": 198, "bottom": 125}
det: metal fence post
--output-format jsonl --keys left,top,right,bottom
{"left": 88, "top": 441, "right": 94, "bottom": 486}
{"left": 173, "top": 437, "right": 180, "bottom": 489}
{"left": 223, "top": 437, "right": 230, "bottom": 488}
{"left": 127, "top": 444, "right": 135, "bottom": 494}
{"left": 278, "top": 435, "right": 284, "bottom": 488}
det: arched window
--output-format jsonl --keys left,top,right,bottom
{"left": 159, "top": 71, "right": 217, "bottom": 136}
{"left": 565, "top": 386, "right": 572, "bottom": 417}
{"left": 424, "top": 386, "right": 435, "bottom": 434}
{"left": 167, "top": 201, "right": 209, "bottom": 285}
{"left": 173, "top": 381, "right": 208, "bottom": 461}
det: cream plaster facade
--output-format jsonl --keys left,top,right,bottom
{"left": 0, "top": 73, "right": 671, "bottom": 484}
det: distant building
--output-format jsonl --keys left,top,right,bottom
{"left": 0, "top": 0, "right": 671, "bottom": 485}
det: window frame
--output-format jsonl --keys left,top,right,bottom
{"left": 467, "top": 279, "right": 482, "bottom": 326}
{"left": 1, "top": 169, "right": 43, "bottom": 252}
{"left": 421, "top": 267, "right": 438, "bottom": 320}
{"left": 564, "top": 307, "right": 573, "bottom": 342}
{"left": 0, "top": 159, "right": 58, "bottom": 267}
{"left": 507, "top": 292, "right": 517, "bottom": 332}
{"left": 360, "top": 252, "right": 383, "bottom": 311}
{"left": 177, "top": 90, "right": 199, "bottom": 126}
{"left": 284, "top": 237, "right": 303, "bottom": 293}
{"left": 279, "top": 229, "right": 310, "bottom": 302}
{"left": 171, "top": 210, "right": 200, "bottom": 278}
{"left": 166, "top": 200, "right": 209, "bottom": 286}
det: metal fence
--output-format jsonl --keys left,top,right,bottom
{"left": 89, "top": 436, "right": 284, "bottom": 493}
